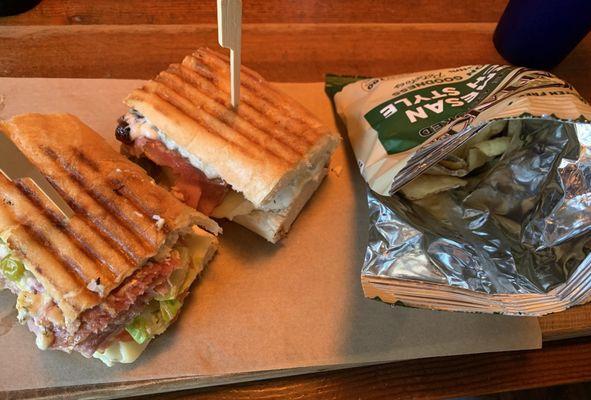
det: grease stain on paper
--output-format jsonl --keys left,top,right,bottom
{"left": 0, "top": 308, "right": 16, "bottom": 336}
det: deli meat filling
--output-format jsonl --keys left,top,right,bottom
{"left": 117, "top": 118, "right": 228, "bottom": 215}
{"left": 2, "top": 252, "right": 181, "bottom": 357}
{"left": 53, "top": 255, "right": 178, "bottom": 356}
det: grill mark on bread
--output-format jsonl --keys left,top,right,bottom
{"left": 190, "top": 49, "right": 326, "bottom": 141}
{"left": 198, "top": 49, "right": 318, "bottom": 128}
{"left": 43, "top": 146, "right": 158, "bottom": 263}
{"left": 15, "top": 178, "right": 69, "bottom": 230}
{"left": 107, "top": 177, "right": 174, "bottom": 233}
{"left": 21, "top": 222, "right": 89, "bottom": 285}
{"left": 181, "top": 55, "right": 319, "bottom": 146}
{"left": 72, "top": 150, "right": 162, "bottom": 247}
{"left": 73, "top": 149, "right": 100, "bottom": 172}
{"left": 0, "top": 173, "right": 114, "bottom": 297}
{"left": 153, "top": 70, "right": 303, "bottom": 163}
{"left": 14, "top": 179, "right": 119, "bottom": 281}
{"left": 168, "top": 64, "right": 312, "bottom": 155}
{"left": 139, "top": 82, "right": 264, "bottom": 162}
{"left": 8, "top": 225, "right": 97, "bottom": 315}
{"left": 196, "top": 47, "right": 262, "bottom": 83}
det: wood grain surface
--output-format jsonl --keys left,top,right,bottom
{"left": 2, "top": 0, "right": 591, "bottom": 398}
{"left": 0, "top": 23, "right": 590, "bottom": 99}
{"left": 134, "top": 337, "right": 591, "bottom": 400}
{"left": 541, "top": 305, "right": 591, "bottom": 341}
{"left": 0, "top": 0, "right": 508, "bottom": 25}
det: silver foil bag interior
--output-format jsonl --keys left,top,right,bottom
{"left": 364, "top": 119, "right": 591, "bottom": 304}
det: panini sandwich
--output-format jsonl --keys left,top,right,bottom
{"left": 116, "top": 48, "right": 339, "bottom": 243}
{"left": 0, "top": 114, "right": 219, "bottom": 365}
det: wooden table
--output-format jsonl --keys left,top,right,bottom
{"left": 2, "top": 1, "right": 591, "bottom": 398}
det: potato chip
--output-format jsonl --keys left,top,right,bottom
{"left": 437, "top": 126, "right": 510, "bottom": 176}
{"left": 507, "top": 119, "right": 522, "bottom": 137}
{"left": 439, "top": 154, "right": 467, "bottom": 170}
{"left": 400, "top": 175, "right": 467, "bottom": 200}
{"left": 414, "top": 193, "right": 455, "bottom": 224}
{"left": 453, "top": 120, "right": 507, "bottom": 159}
{"left": 467, "top": 148, "right": 489, "bottom": 171}
{"left": 424, "top": 164, "right": 469, "bottom": 177}
{"left": 473, "top": 136, "right": 511, "bottom": 157}
{"left": 478, "top": 120, "right": 507, "bottom": 141}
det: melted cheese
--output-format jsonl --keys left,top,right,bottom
{"left": 125, "top": 110, "right": 221, "bottom": 180}
{"left": 93, "top": 339, "right": 150, "bottom": 367}
{"left": 210, "top": 190, "right": 255, "bottom": 220}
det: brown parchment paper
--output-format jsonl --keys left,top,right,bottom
{"left": 0, "top": 78, "right": 541, "bottom": 396}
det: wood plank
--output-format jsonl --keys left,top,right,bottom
{"left": 541, "top": 304, "right": 591, "bottom": 341}
{"left": 1, "top": 23, "right": 589, "bottom": 98}
{"left": 0, "top": 0, "right": 509, "bottom": 25}
{"left": 132, "top": 338, "right": 591, "bottom": 399}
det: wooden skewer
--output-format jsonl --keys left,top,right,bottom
{"left": 217, "top": 0, "right": 242, "bottom": 108}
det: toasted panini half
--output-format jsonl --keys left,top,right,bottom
{"left": 0, "top": 113, "right": 219, "bottom": 366}
{"left": 117, "top": 48, "right": 339, "bottom": 242}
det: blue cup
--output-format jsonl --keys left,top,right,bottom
{"left": 494, "top": 0, "right": 591, "bottom": 69}
{"left": 0, "top": 0, "right": 42, "bottom": 16}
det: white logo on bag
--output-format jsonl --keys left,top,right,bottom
{"left": 380, "top": 104, "right": 398, "bottom": 118}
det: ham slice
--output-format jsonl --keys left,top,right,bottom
{"left": 51, "top": 253, "right": 180, "bottom": 356}
{"left": 132, "top": 137, "right": 228, "bottom": 215}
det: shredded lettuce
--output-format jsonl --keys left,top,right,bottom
{"left": 126, "top": 316, "right": 150, "bottom": 345}
{"left": 126, "top": 298, "right": 183, "bottom": 345}
{"left": 93, "top": 338, "right": 150, "bottom": 367}
{"left": 125, "top": 237, "right": 210, "bottom": 345}
{"left": 125, "top": 245, "right": 194, "bottom": 345}
{"left": 160, "top": 299, "right": 182, "bottom": 323}
{"left": 97, "top": 234, "right": 214, "bottom": 364}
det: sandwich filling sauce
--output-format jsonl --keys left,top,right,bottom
{"left": 0, "top": 231, "right": 210, "bottom": 365}
{"left": 0, "top": 236, "right": 59, "bottom": 350}
{"left": 116, "top": 109, "right": 329, "bottom": 219}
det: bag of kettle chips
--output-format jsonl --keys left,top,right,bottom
{"left": 326, "top": 65, "right": 591, "bottom": 316}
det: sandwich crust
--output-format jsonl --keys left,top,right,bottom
{"left": 233, "top": 166, "right": 329, "bottom": 243}
{"left": 0, "top": 113, "right": 219, "bottom": 328}
{"left": 125, "top": 47, "right": 339, "bottom": 207}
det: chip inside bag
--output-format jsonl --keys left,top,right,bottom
{"left": 327, "top": 65, "right": 591, "bottom": 316}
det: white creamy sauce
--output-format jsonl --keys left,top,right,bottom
{"left": 35, "top": 330, "right": 54, "bottom": 350}
{"left": 152, "top": 214, "right": 166, "bottom": 230}
{"left": 86, "top": 279, "right": 105, "bottom": 297}
{"left": 125, "top": 111, "right": 222, "bottom": 180}
{"left": 0, "top": 244, "right": 9, "bottom": 259}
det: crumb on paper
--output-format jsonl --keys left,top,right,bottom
{"left": 133, "top": 211, "right": 143, "bottom": 218}
{"left": 330, "top": 165, "right": 343, "bottom": 177}
{"left": 152, "top": 215, "right": 165, "bottom": 230}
